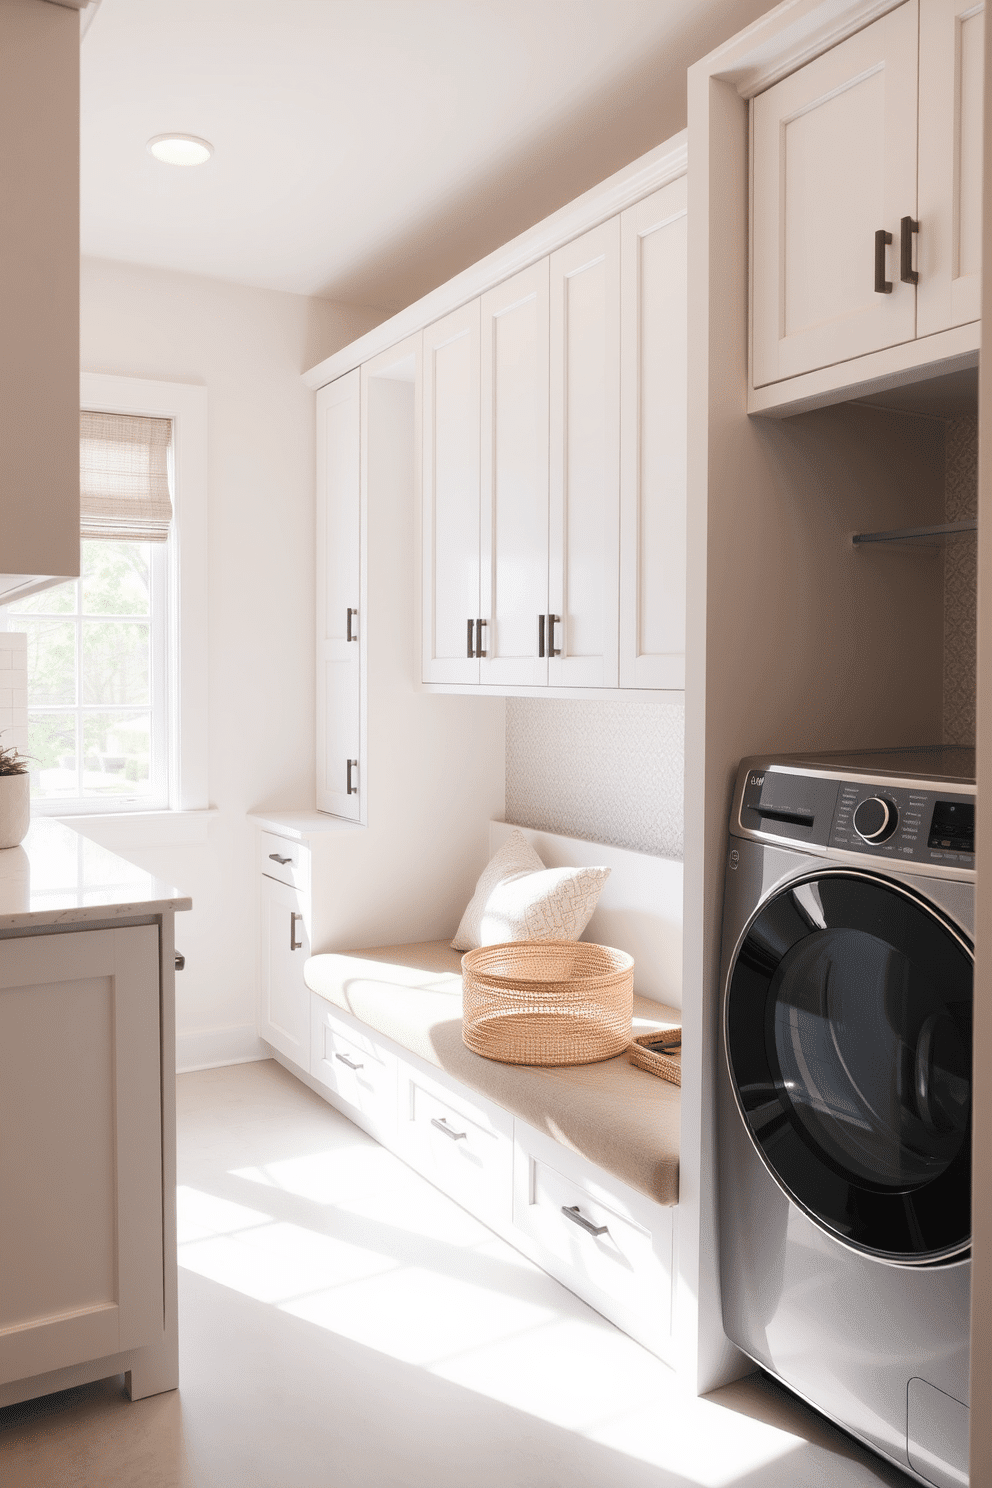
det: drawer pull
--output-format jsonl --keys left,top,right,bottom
{"left": 269, "top": 852, "right": 293, "bottom": 865}
{"left": 562, "top": 1204, "right": 609, "bottom": 1238}
{"left": 335, "top": 1052, "right": 363, "bottom": 1071}
{"left": 430, "top": 1116, "right": 467, "bottom": 1141}
{"left": 290, "top": 911, "right": 303, "bottom": 951}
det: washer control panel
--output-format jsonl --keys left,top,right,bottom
{"left": 829, "top": 781, "right": 975, "bottom": 866}
{"left": 737, "top": 765, "right": 975, "bottom": 868}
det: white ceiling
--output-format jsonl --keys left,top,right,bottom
{"left": 81, "top": 0, "right": 768, "bottom": 312}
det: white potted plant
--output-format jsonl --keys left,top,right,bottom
{"left": 0, "top": 736, "right": 31, "bottom": 849}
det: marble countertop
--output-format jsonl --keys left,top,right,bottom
{"left": 0, "top": 819, "right": 192, "bottom": 931}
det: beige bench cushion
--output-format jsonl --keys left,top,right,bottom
{"left": 303, "top": 940, "right": 680, "bottom": 1207}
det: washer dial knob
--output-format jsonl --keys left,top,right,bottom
{"left": 853, "top": 795, "right": 898, "bottom": 843}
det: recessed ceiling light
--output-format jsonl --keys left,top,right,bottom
{"left": 147, "top": 135, "right": 213, "bottom": 167}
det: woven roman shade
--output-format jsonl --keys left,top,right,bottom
{"left": 79, "top": 411, "right": 174, "bottom": 542}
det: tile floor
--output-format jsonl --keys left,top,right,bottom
{"left": 1, "top": 1059, "right": 916, "bottom": 1487}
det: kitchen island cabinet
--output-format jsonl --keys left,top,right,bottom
{"left": 0, "top": 822, "right": 191, "bottom": 1408}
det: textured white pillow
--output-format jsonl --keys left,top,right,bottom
{"left": 452, "top": 828, "right": 610, "bottom": 951}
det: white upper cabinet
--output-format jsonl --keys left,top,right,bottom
{"left": 480, "top": 262, "right": 551, "bottom": 687}
{"left": 316, "top": 370, "right": 362, "bottom": 820}
{"left": 750, "top": 0, "right": 983, "bottom": 406}
{"left": 423, "top": 303, "right": 482, "bottom": 684}
{"left": 548, "top": 220, "right": 621, "bottom": 690}
{"left": 917, "top": 0, "right": 985, "bottom": 336}
{"left": 620, "top": 179, "right": 688, "bottom": 691}
{"left": 751, "top": 1, "right": 919, "bottom": 387}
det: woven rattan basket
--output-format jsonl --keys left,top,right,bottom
{"left": 461, "top": 940, "right": 634, "bottom": 1067}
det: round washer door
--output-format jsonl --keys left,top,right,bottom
{"left": 725, "top": 872, "right": 972, "bottom": 1264}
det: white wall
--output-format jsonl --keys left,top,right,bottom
{"left": 79, "top": 256, "right": 384, "bottom": 1070}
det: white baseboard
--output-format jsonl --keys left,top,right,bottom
{"left": 176, "top": 1023, "right": 267, "bottom": 1074}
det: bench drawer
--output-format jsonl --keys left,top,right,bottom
{"left": 310, "top": 1000, "right": 397, "bottom": 1139}
{"left": 397, "top": 1068, "right": 512, "bottom": 1225}
{"left": 513, "top": 1124, "right": 674, "bottom": 1354}
{"left": 260, "top": 831, "right": 309, "bottom": 892}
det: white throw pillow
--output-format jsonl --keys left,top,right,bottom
{"left": 452, "top": 829, "right": 610, "bottom": 951}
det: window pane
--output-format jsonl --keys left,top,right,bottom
{"left": 28, "top": 714, "right": 77, "bottom": 800}
{"left": 7, "top": 578, "right": 77, "bottom": 616}
{"left": 23, "top": 620, "right": 76, "bottom": 706}
{"left": 82, "top": 621, "right": 149, "bottom": 706}
{"left": 82, "top": 540, "right": 150, "bottom": 616}
{"left": 82, "top": 712, "right": 151, "bottom": 796}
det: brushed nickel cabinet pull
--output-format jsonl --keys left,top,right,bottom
{"left": 346, "top": 758, "right": 358, "bottom": 795}
{"left": 547, "top": 614, "right": 561, "bottom": 657}
{"left": 475, "top": 618, "right": 487, "bottom": 657}
{"left": 346, "top": 607, "right": 358, "bottom": 641}
{"left": 538, "top": 613, "right": 545, "bottom": 657}
{"left": 290, "top": 911, "right": 303, "bottom": 951}
{"left": 335, "top": 1052, "right": 363, "bottom": 1071}
{"left": 269, "top": 852, "right": 293, "bottom": 865}
{"left": 467, "top": 617, "right": 475, "bottom": 658}
{"left": 561, "top": 1204, "right": 608, "bottom": 1237}
{"left": 430, "top": 1116, "right": 467, "bottom": 1141}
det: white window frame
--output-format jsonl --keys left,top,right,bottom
{"left": 42, "top": 374, "right": 209, "bottom": 824}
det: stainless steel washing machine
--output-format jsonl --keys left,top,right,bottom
{"left": 719, "top": 747, "right": 974, "bottom": 1488}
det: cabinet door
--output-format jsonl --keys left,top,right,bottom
{"left": 619, "top": 179, "right": 687, "bottom": 691}
{"left": 0, "top": 927, "right": 163, "bottom": 1385}
{"left": 548, "top": 220, "right": 621, "bottom": 689}
{"left": 751, "top": 1, "right": 919, "bottom": 386}
{"left": 259, "top": 874, "right": 311, "bottom": 1067}
{"left": 480, "top": 262, "right": 550, "bottom": 686}
{"left": 316, "top": 369, "right": 362, "bottom": 820}
{"left": 917, "top": 0, "right": 984, "bottom": 336}
{"left": 423, "top": 303, "right": 481, "bottom": 684}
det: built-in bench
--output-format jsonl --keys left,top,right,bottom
{"left": 295, "top": 823, "right": 684, "bottom": 1364}
{"left": 304, "top": 939, "right": 681, "bottom": 1207}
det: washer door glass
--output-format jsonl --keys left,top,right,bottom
{"left": 726, "top": 873, "right": 972, "bottom": 1262}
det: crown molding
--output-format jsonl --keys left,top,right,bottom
{"left": 303, "top": 129, "right": 687, "bottom": 391}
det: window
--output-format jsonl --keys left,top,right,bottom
{"left": 2, "top": 374, "right": 208, "bottom": 819}
{"left": 9, "top": 538, "right": 170, "bottom": 809}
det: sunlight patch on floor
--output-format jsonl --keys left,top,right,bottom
{"left": 176, "top": 1160, "right": 804, "bottom": 1487}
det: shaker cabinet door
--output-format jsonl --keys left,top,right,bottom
{"left": 423, "top": 303, "right": 482, "bottom": 684}
{"left": 316, "top": 369, "right": 363, "bottom": 820}
{"left": 259, "top": 873, "right": 311, "bottom": 1067}
{"left": 0, "top": 927, "right": 163, "bottom": 1385}
{"left": 917, "top": 0, "right": 984, "bottom": 337}
{"left": 480, "top": 262, "right": 551, "bottom": 687}
{"left": 619, "top": 178, "right": 687, "bottom": 691}
{"left": 751, "top": 1, "right": 919, "bottom": 386}
{"left": 548, "top": 220, "right": 621, "bottom": 689}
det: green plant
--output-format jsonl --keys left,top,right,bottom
{"left": 0, "top": 735, "right": 30, "bottom": 776}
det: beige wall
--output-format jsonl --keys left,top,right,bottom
{"left": 78, "top": 257, "right": 381, "bottom": 1068}
{"left": 0, "top": 0, "right": 79, "bottom": 580}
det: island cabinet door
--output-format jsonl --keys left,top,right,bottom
{"left": 0, "top": 925, "right": 164, "bottom": 1387}
{"left": 750, "top": 0, "right": 919, "bottom": 387}
{"left": 916, "top": 0, "right": 985, "bottom": 337}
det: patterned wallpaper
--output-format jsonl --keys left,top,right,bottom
{"left": 943, "top": 415, "right": 978, "bottom": 747}
{"left": 504, "top": 414, "right": 976, "bottom": 861}
{"left": 505, "top": 697, "right": 685, "bottom": 860}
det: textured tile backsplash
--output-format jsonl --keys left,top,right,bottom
{"left": 505, "top": 697, "right": 685, "bottom": 860}
{"left": 943, "top": 415, "right": 978, "bottom": 747}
